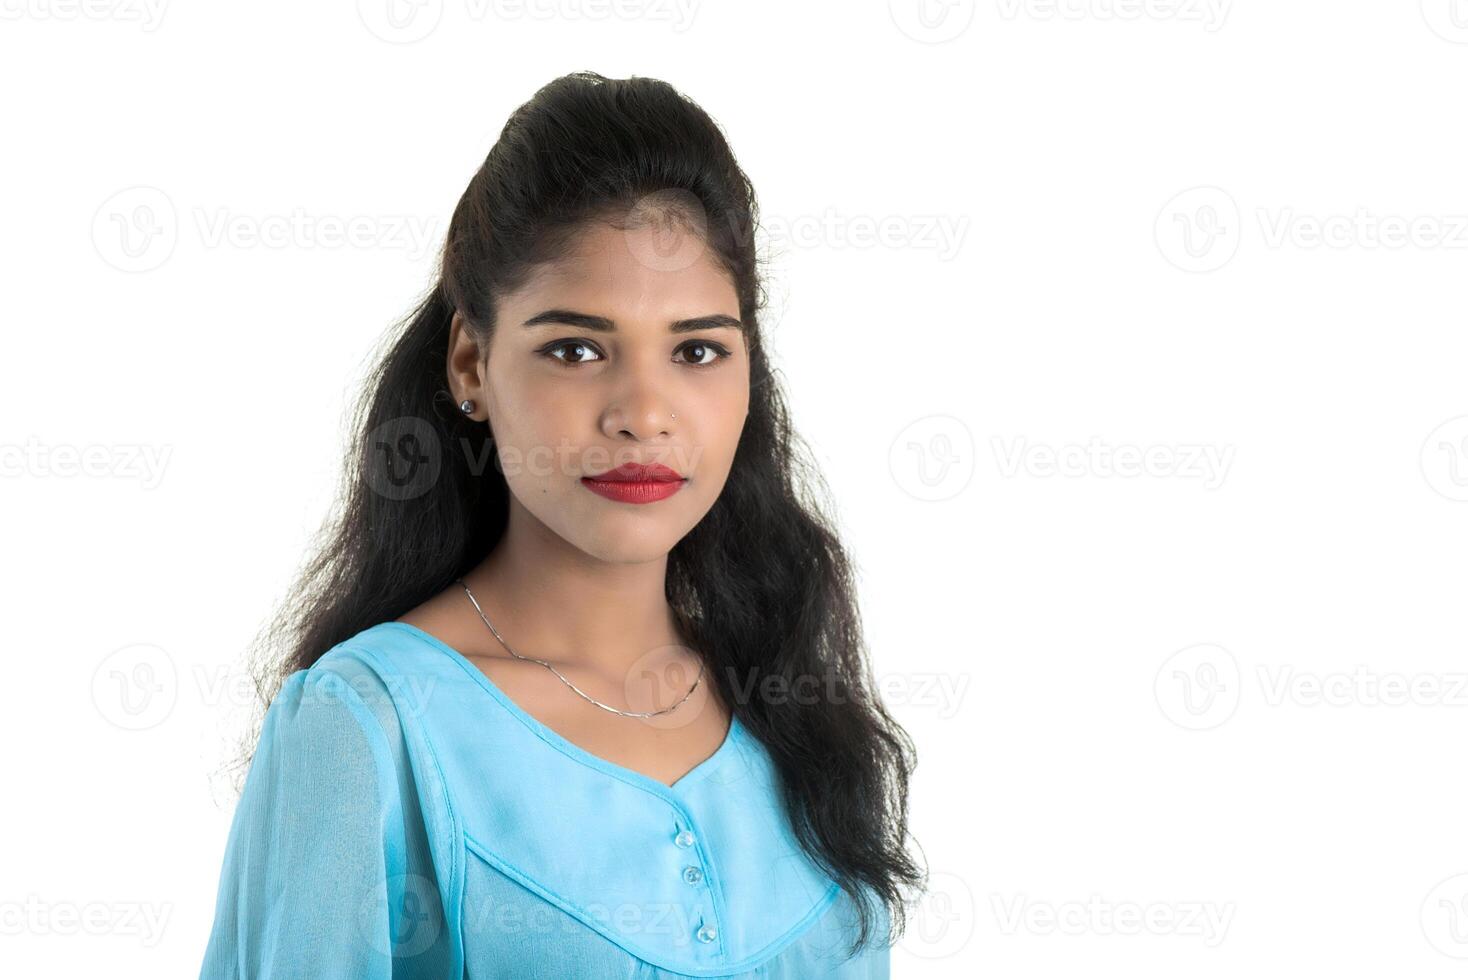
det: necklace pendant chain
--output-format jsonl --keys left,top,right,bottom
{"left": 456, "top": 578, "right": 704, "bottom": 719}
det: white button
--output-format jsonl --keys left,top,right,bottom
{"left": 696, "top": 923, "right": 717, "bottom": 943}
{"left": 683, "top": 866, "right": 703, "bottom": 884}
{"left": 675, "top": 830, "right": 695, "bottom": 848}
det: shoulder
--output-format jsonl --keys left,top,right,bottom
{"left": 256, "top": 661, "right": 395, "bottom": 785}
{"left": 257, "top": 623, "right": 444, "bottom": 771}
{"left": 279, "top": 620, "right": 483, "bottom": 765}
{"left": 309, "top": 621, "right": 457, "bottom": 709}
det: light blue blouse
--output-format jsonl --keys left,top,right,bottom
{"left": 199, "top": 621, "right": 891, "bottom": 978}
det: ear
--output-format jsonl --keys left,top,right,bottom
{"left": 446, "top": 310, "right": 488, "bottom": 419}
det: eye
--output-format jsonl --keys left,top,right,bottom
{"left": 541, "top": 340, "right": 605, "bottom": 366}
{"left": 674, "top": 340, "right": 732, "bottom": 367}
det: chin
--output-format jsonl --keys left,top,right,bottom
{"left": 517, "top": 488, "right": 701, "bottom": 564}
{"left": 578, "top": 522, "right": 683, "bottom": 563}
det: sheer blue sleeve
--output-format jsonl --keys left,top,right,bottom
{"left": 199, "top": 668, "right": 411, "bottom": 980}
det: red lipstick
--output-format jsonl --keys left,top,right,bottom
{"left": 580, "top": 461, "right": 687, "bottom": 504}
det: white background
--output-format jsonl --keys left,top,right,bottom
{"left": 3, "top": 1, "right": 1468, "bottom": 977}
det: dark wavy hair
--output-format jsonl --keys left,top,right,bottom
{"left": 231, "top": 70, "right": 926, "bottom": 956}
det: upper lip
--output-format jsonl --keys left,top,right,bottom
{"left": 583, "top": 462, "right": 685, "bottom": 482}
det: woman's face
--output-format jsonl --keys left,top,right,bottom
{"left": 450, "top": 219, "right": 750, "bottom": 563}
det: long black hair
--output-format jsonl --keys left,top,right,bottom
{"left": 234, "top": 70, "right": 925, "bottom": 956}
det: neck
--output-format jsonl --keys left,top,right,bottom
{"left": 459, "top": 500, "right": 688, "bottom": 681}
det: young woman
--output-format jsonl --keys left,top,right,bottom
{"left": 199, "top": 71, "right": 924, "bottom": 978}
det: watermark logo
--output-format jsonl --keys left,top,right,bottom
{"left": 357, "top": 872, "right": 443, "bottom": 957}
{"left": 1155, "top": 186, "right": 1240, "bottom": 273}
{"left": 1422, "top": 873, "right": 1468, "bottom": 958}
{"left": 357, "top": 0, "right": 444, "bottom": 43}
{"left": 889, "top": 414, "right": 975, "bottom": 502}
{"left": 621, "top": 643, "right": 721, "bottom": 734}
{"left": 365, "top": 415, "right": 444, "bottom": 502}
{"left": 1154, "top": 643, "right": 1240, "bottom": 731}
{"left": 1421, "top": 415, "right": 1468, "bottom": 502}
{"left": 92, "top": 186, "right": 178, "bottom": 273}
{"left": 889, "top": 0, "right": 976, "bottom": 43}
{"left": 899, "top": 870, "right": 976, "bottom": 959}
{"left": 91, "top": 643, "right": 178, "bottom": 730}
{"left": 621, "top": 189, "right": 711, "bottom": 274}
{"left": 1421, "top": 0, "right": 1468, "bottom": 43}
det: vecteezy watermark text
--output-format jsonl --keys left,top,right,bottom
{"left": 991, "top": 436, "right": 1234, "bottom": 489}
{"left": 995, "top": 0, "right": 1231, "bottom": 31}
{"left": 991, "top": 893, "right": 1235, "bottom": 947}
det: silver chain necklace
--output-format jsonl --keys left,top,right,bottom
{"left": 456, "top": 577, "right": 705, "bottom": 718}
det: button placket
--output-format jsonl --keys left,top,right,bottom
{"left": 672, "top": 819, "right": 721, "bottom": 951}
{"left": 674, "top": 827, "right": 706, "bottom": 888}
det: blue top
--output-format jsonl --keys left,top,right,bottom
{"left": 199, "top": 621, "right": 891, "bottom": 978}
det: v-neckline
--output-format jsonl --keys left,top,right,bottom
{"left": 380, "top": 620, "right": 743, "bottom": 795}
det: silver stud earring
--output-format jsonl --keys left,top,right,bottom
{"left": 671, "top": 413, "right": 677, "bottom": 419}
{"left": 459, "top": 399, "right": 475, "bottom": 415}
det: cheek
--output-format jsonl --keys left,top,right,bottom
{"left": 688, "top": 393, "right": 749, "bottom": 480}
{"left": 515, "top": 392, "right": 576, "bottom": 442}
{"left": 488, "top": 387, "right": 582, "bottom": 488}
{"left": 709, "top": 372, "right": 750, "bottom": 438}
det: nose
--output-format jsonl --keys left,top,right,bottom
{"left": 598, "top": 343, "right": 684, "bottom": 437}
{"left": 600, "top": 354, "right": 680, "bottom": 441}
{"left": 603, "top": 399, "right": 677, "bottom": 441}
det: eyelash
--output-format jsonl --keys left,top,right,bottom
{"left": 538, "top": 339, "right": 733, "bottom": 369}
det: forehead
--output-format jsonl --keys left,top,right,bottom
{"left": 511, "top": 221, "right": 738, "bottom": 320}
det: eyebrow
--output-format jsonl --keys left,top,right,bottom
{"left": 521, "top": 309, "right": 744, "bottom": 334}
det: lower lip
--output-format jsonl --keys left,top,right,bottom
{"left": 580, "top": 477, "right": 687, "bottom": 504}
